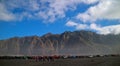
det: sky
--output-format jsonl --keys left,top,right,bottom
{"left": 0, "top": 0, "right": 120, "bottom": 40}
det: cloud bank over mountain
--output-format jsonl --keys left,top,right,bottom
{"left": 66, "top": 0, "right": 120, "bottom": 35}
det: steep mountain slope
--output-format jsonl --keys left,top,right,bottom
{"left": 0, "top": 30, "right": 120, "bottom": 56}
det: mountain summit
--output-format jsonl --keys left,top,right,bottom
{"left": 0, "top": 31, "right": 120, "bottom": 56}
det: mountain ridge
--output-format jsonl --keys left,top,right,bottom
{"left": 0, "top": 30, "right": 120, "bottom": 56}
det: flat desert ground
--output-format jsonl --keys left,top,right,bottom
{"left": 0, "top": 56, "right": 120, "bottom": 66}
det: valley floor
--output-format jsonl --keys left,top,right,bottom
{"left": 0, "top": 56, "right": 120, "bottom": 66}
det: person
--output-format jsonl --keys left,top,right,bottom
{"left": 34, "top": 56, "right": 39, "bottom": 62}
{"left": 24, "top": 56, "right": 28, "bottom": 60}
{"left": 38, "top": 56, "right": 42, "bottom": 61}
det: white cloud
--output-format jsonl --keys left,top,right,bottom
{"left": 42, "top": 0, "right": 98, "bottom": 22}
{"left": 98, "top": 25, "right": 120, "bottom": 35}
{"left": 4, "top": 0, "right": 118, "bottom": 23}
{"left": 81, "top": 0, "right": 99, "bottom": 4}
{"left": 66, "top": 21, "right": 120, "bottom": 35}
{"left": 76, "top": 24, "right": 88, "bottom": 30}
{"left": 76, "top": 0, "right": 120, "bottom": 22}
{"left": 0, "top": 3, "right": 16, "bottom": 21}
{"left": 66, "top": 0, "right": 120, "bottom": 35}
{"left": 1, "top": 0, "right": 120, "bottom": 35}
{"left": 66, "top": 21, "right": 88, "bottom": 30}
{"left": 90, "top": 23, "right": 101, "bottom": 30}
{"left": 0, "top": 0, "right": 99, "bottom": 22}
{"left": 66, "top": 21, "right": 77, "bottom": 27}
{"left": 89, "top": 23, "right": 120, "bottom": 35}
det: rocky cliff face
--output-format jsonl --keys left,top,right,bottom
{"left": 0, "top": 30, "right": 120, "bottom": 56}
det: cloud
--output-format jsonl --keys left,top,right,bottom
{"left": 0, "top": 0, "right": 39, "bottom": 22}
{"left": 76, "top": 24, "right": 88, "bottom": 30}
{"left": 1, "top": 0, "right": 120, "bottom": 35}
{"left": 66, "top": 21, "right": 78, "bottom": 27}
{"left": 76, "top": 0, "right": 120, "bottom": 22}
{"left": 90, "top": 23, "right": 101, "bottom": 30}
{"left": 66, "top": 0, "right": 120, "bottom": 35}
{"left": 41, "top": 0, "right": 99, "bottom": 22}
{"left": 3, "top": 0, "right": 118, "bottom": 23}
{"left": 0, "top": 0, "right": 98, "bottom": 22}
{"left": 97, "top": 25, "right": 120, "bottom": 35}
{"left": 66, "top": 21, "right": 120, "bottom": 35}
{"left": 89, "top": 23, "right": 120, "bottom": 35}
{"left": 0, "top": 3, "right": 16, "bottom": 21}
{"left": 81, "top": 0, "right": 99, "bottom": 4}
{"left": 66, "top": 21, "right": 88, "bottom": 30}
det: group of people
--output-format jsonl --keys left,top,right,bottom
{"left": 1, "top": 54, "right": 119, "bottom": 62}
{"left": 32, "top": 55, "right": 60, "bottom": 62}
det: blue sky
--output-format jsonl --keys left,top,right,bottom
{"left": 0, "top": 0, "right": 120, "bottom": 40}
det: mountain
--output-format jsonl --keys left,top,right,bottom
{"left": 0, "top": 30, "right": 120, "bottom": 56}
